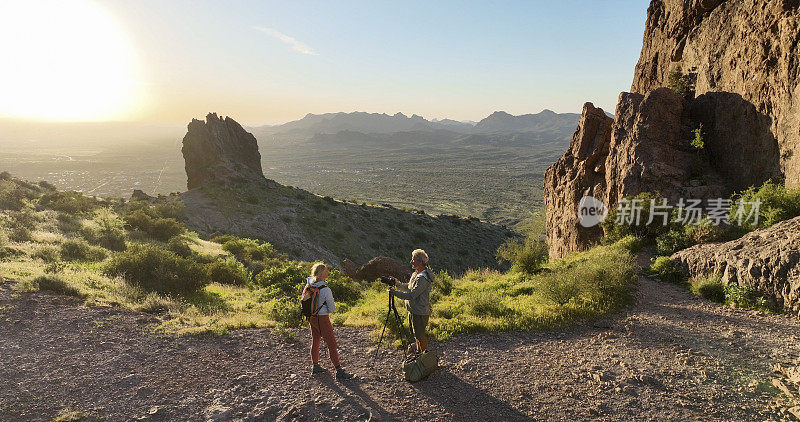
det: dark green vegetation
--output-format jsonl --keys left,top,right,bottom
{"left": 195, "top": 178, "right": 516, "bottom": 275}
{"left": 0, "top": 172, "right": 636, "bottom": 337}
{"left": 603, "top": 181, "right": 800, "bottom": 258}
{"left": 596, "top": 180, "right": 800, "bottom": 314}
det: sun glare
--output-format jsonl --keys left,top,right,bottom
{"left": 0, "top": 0, "right": 141, "bottom": 121}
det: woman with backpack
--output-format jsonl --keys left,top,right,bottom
{"left": 302, "top": 263, "right": 354, "bottom": 380}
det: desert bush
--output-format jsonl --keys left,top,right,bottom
{"left": 33, "top": 245, "right": 60, "bottom": 263}
{"left": 207, "top": 258, "right": 250, "bottom": 286}
{"left": 254, "top": 262, "right": 307, "bottom": 298}
{"left": 123, "top": 209, "right": 184, "bottom": 241}
{"left": 667, "top": 68, "right": 694, "bottom": 97}
{"left": 56, "top": 213, "right": 83, "bottom": 233}
{"left": 9, "top": 226, "right": 32, "bottom": 243}
{"left": 324, "top": 268, "right": 361, "bottom": 304}
{"left": 81, "top": 209, "right": 127, "bottom": 251}
{"left": 268, "top": 297, "right": 305, "bottom": 327}
{"left": 39, "top": 190, "right": 99, "bottom": 215}
{"left": 496, "top": 213, "right": 548, "bottom": 274}
{"left": 105, "top": 244, "right": 209, "bottom": 294}
{"left": 7, "top": 209, "right": 40, "bottom": 230}
{"left": 166, "top": 236, "right": 194, "bottom": 258}
{"left": 649, "top": 256, "right": 685, "bottom": 284}
{"left": 60, "top": 239, "right": 107, "bottom": 262}
{"left": 0, "top": 179, "right": 35, "bottom": 211}
{"left": 690, "top": 274, "right": 725, "bottom": 303}
{"left": 33, "top": 274, "right": 82, "bottom": 297}
{"left": 430, "top": 270, "right": 454, "bottom": 304}
{"left": 655, "top": 227, "right": 693, "bottom": 256}
{"left": 464, "top": 290, "right": 511, "bottom": 317}
{"left": 729, "top": 180, "right": 800, "bottom": 231}
{"left": 615, "top": 235, "right": 644, "bottom": 253}
{"left": 724, "top": 283, "right": 775, "bottom": 312}
{"left": 37, "top": 180, "right": 57, "bottom": 191}
{"left": 221, "top": 237, "right": 282, "bottom": 265}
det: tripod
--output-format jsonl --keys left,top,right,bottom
{"left": 371, "top": 290, "right": 411, "bottom": 378}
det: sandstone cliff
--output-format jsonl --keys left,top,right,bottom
{"left": 182, "top": 113, "right": 263, "bottom": 190}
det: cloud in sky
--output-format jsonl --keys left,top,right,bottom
{"left": 253, "top": 26, "right": 317, "bottom": 55}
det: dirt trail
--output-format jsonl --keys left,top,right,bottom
{"left": 2, "top": 272, "right": 799, "bottom": 421}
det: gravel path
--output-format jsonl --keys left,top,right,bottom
{"left": 1, "top": 272, "right": 799, "bottom": 421}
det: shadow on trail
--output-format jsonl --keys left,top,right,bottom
{"left": 410, "top": 368, "right": 531, "bottom": 421}
{"left": 316, "top": 374, "right": 394, "bottom": 421}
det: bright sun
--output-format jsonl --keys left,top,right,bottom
{"left": 0, "top": 0, "right": 141, "bottom": 121}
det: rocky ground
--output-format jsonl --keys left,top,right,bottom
{"left": 2, "top": 269, "right": 800, "bottom": 421}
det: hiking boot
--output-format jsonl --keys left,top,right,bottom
{"left": 311, "top": 364, "right": 326, "bottom": 375}
{"left": 335, "top": 368, "right": 355, "bottom": 380}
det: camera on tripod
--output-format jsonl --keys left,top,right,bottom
{"left": 379, "top": 276, "right": 395, "bottom": 286}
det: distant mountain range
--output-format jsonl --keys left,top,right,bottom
{"left": 252, "top": 109, "right": 598, "bottom": 139}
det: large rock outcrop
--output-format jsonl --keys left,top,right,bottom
{"left": 181, "top": 113, "right": 263, "bottom": 190}
{"left": 545, "top": 88, "right": 730, "bottom": 258}
{"left": 544, "top": 0, "right": 794, "bottom": 258}
{"left": 632, "top": 0, "right": 800, "bottom": 186}
{"left": 671, "top": 216, "right": 800, "bottom": 315}
{"left": 543, "top": 103, "right": 613, "bottom": 258}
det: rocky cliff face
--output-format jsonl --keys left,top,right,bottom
{"left": 632, "top": 0, "right": 800, "bottom": 186}
{"left": 672, "top": 216, "right": 800, "bottom": 315}
{"left": 543, "top": 103, "right": 613, "bottom": 258}
{"left": 181, "top": 113, "right": 263, "bottom": 190}
{"left": 544, "top": 0, "right": 795, "bottom": 258}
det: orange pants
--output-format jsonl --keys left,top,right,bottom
{"left": 309, "top": 315, "right": 340, "bottom": 367}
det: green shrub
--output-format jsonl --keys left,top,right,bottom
{"left": 268, "top": 297, "right": 304, "bottom": 327}
{"left": 465, "top": 290, "right": 511, "bottom": 317}
{"left": 667, "top": 68, "right": 693, "bottom": 97}
{"left": 535, "top": 272, "right": 583, "bottom": 306}
{"left": 81, "top": 209, "right": 127, "bottom": 251}
{"left": 33, "top": 245, "right": 60, "bottom": 263}
{"left": 649, "top": 256, "right": 686, "bottom": 284}
{"left": 56, "top": 213, "right": 82, "bottom": 232}
{"left": 9, "top": 226, "right": 32, "bottom": 243}
{"left": 616, "top": 235, "right": 644, "bottom": 254}
{"left": 123, "top": 210, "right": 184, "bottom": 241}
{"left": 60, "top": 239, "right": 107, "bottom": 262}
{"left": 730, "top": 180, "right": 800, "bottom": 231}
{"left": 166, "top": 236, "right": 194, "bottom": 258}
{"left": 254, "top": 262, "right": 307, "bottom": 298}
{"left": 724, "top": 283, "right": 775, "bottom": 312}
{"left": 496, "top": 213, "right": 548, "bottom": 274}
{"left": 690, "top": 274, "right": 725, "bottom": 303}
{"left": 430, "top": 270, "right": 454, "bottom": 304}
{"left": 39, "top": 191, "right": 99, "bottom": 215}
{"left": 105, "top": 243, "right": 209, "bottom": 294}
{"left": 324, "top": 269, "right": 362, "bottom": 304}
{"left": 221, "top": 237, "right": 282, "bottom": 264}
{"left": 0, "top": 179, "right": 36, "bottom": 211}
{"left": 207, "top": 258, "right": 250, "bottom": 286}
{"left": 655, "top": 228, "right": 693, "bottom": 256}
{"left": 33, "top": 275, "right": 82, "bottom": 297}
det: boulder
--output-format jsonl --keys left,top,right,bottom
{"left": 341, "top": 256, "right": 412, "bottom": 283}
{"left": 671, "top": 216, "right": 800, "bottom": 315}
{"left": 632, "top": 0, "right": 800, "bottom": 187}
{"left": 181, "top": 113, "right": 263, "bottom": 190}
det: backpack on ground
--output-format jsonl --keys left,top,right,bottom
{"left": 401, "top": 351, "right": 439, "bottom": 382}
{"left": 300, "top": 285, "right": 328, "bottom": 319}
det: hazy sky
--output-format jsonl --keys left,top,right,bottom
{"left": 0, "top": 0, "right": 650, "bottom": 125}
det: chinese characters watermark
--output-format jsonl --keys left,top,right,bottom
{"left": 577, "top": 196, "right": 761, "bottom": 228}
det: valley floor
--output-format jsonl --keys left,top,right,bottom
{"left": 1, "top": 270, "right": 799, "bottom": 421}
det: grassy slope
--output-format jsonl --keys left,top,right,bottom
{"left": 190, "top": 178, "right": 516, "bottom": 275}
{"left": 0, "top": 173, "right": 637, "bottom": 339}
